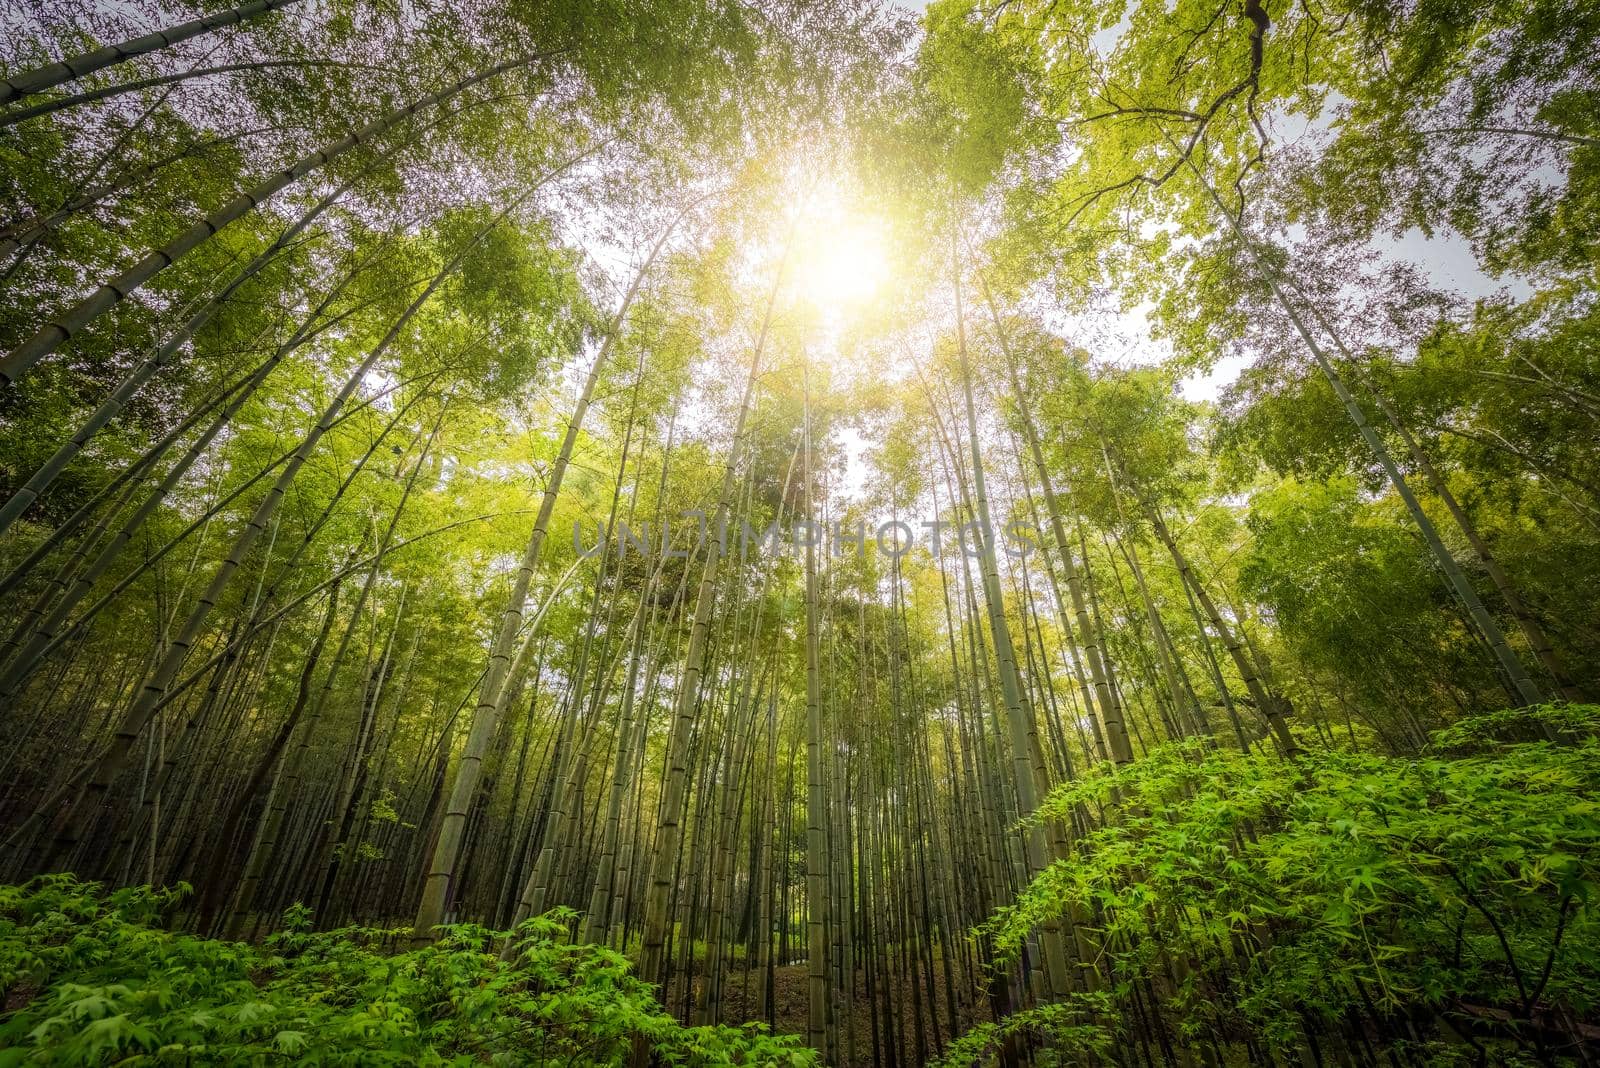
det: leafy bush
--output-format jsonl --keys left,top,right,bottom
{"left": 0, "top": 881, "right": 813, "bottom": 1066}
{"left": 930, "top": 996, "right": 1115, "bottom": 1068}
{"left": 955, "top": 705, "right": 1600, "bottom": 1065}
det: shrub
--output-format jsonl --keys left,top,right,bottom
{"left": 0, "top": 881, "right": 813, "bottom": 1066}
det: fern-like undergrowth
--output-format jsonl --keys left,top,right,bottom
{"left": 0, "top": 880, "right": 813, "bottom": 1066}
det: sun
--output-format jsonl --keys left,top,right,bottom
{"left": 783, "top": 180, "right": 892, "bottom": 314}
{"left": 793, "top": 217, "right": 891, "bottom": 309}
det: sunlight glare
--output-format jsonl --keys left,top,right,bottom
{"left": 795, "top": 224, "right": 889, "bottom": 308}
{"left": 789, "top": 190, "right": 892, "bottom": 312}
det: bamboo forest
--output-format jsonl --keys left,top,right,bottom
{"left": 1, "top": 0, "right": 1599, "bottom": 1063}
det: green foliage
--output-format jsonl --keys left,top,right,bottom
{"left": 3, "top": 0, "right": 1598, "bottom": 1062}
{"left": 929, "top": 996, "right": 1116, "bottom": 1068}
{"left": 0, "top": 882, "right": 814, "bottom": 1066}
{"left": 1239, "top": 474, "right": 1488, "bottom": 714}
{"left": 967, "top": 705, "right": 1600, "bottom": 1063}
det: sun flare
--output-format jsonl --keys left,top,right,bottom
{"left": 780, "top": 179, "right": 894, "bottom": 315}
{"left": 793, "top": 219, "right": 891, "bottom": 309}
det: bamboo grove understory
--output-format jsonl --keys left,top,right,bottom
{"left": 1, "top": 0, "right": 1597, "bottom": 1064}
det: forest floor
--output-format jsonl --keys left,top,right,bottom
{"left": 666, "top": 960, "right": 996, "bottom": 1067}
